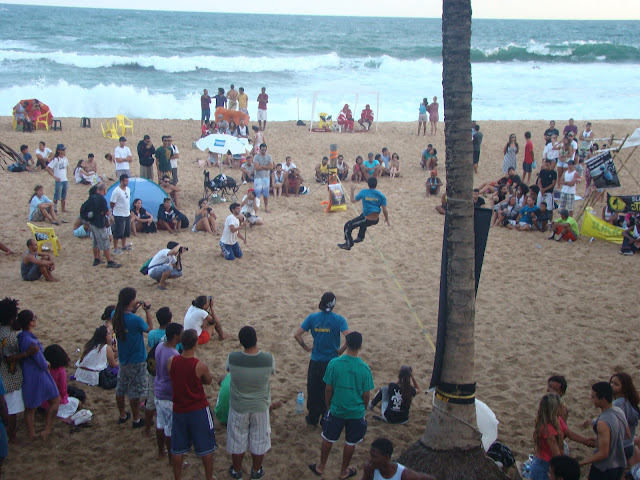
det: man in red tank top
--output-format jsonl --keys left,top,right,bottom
{"left": 168, "top": 329, "right": 216, "bottom": 480}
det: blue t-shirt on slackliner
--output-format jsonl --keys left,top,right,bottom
{"left": 519, "top": 205, "right": 540, "bottom": 225}
{"left": 114, "top": 312, "right": 149, "bottom": 365}
{"left": 300, "top": 311, "right": 349, "bottom": 362}
{"left": 355, "top": 189, "right": 387, "bottom": 217}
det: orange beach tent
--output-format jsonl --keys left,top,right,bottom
{"left": 214, "top": 107, "right": 250, "bottom": 126}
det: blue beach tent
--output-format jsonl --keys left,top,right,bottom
{"left": 106, "top": 177, "right": 169, "bottom": 220}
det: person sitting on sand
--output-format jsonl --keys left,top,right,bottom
{"left": 368, "top": 365, "right": 420, "bottom": 424}
{"left": 159, "top": 175, "right": 181, "bottom": 208}
{"left": 284, "top": 167, "right": 304, "bottom": 196}
{"left": 315, "top": 156, "right": 330, "bottom": 183}
{"left": 236, "top": 118, "right": 249, "bottom": 138}
{"left": 435, "top": 194, "right": 447, "bottom": 215}
{"left": 130, "top": 198, "right": 156, "bottom": 235}
{"left": 549, "top": 208, "right": 579, "bottom": 242}
{"left": 157, "top": 198, "right": 188, "bottom": 234}
{"left": 240, "top": 155, "right": 255, "bottom": 185}
{"left": 492, "top": 195, "right": 520, "bottom": 228}
{"left": 489, "top": 183, "right": 509, "bottom": 209}
{"left": 74, "top": 326, "right": 119, "bottom": 387}
{"left": 73, "top": 159, "right": 100, "bottom": 185}
{"left": 389, "top": 153, "right": 400, "bottom": 178}
{"left": 358, "top": 104, "right": 374, "bottom": 130}
{"left": 335, "top": 155, "right": 349, "bottom": 182}
{"left": 362, "top": 153, "right": 380, "bottom": 180}
{"left": 421, "top": 144, "right": 438, "bottom": 171}
{"left": 478, "top": 176, "right": 508, "bottom": 196}
{"left": 192, "top": 198, "right": 218, "bottom": 236}
{"left": 272, "top": 163, "right": 285, "bottom": 197}
{"left": 473, "top": 189, "right": 486, "bottom": 208}
{"left": 535, "top": 202, "right": 552, "bottom": 232}
{"left": 351, "top": 156, "right": 364, "bottom": 183}
{"left": 85, "top": 154, "right": 107, "bottom": 182}
{"left": 216, "top": 113, "right": 229, "bottom": 134}
{"left": 506, "top": 195, "right": 540, "bottom": 231}
{"left": 183, "top": 296, "right": 227, "bottom": 345}
{"left": 35, "top": 141, "right": 53, "bottom": 170}
{"left": 8, "top": 145, "right": 36, "bottom": 172}
{"left": 619, "top": 216, "right": 640, "bottom": 256}
{"left": 240, "top": 189, "right": 264, "bottom": 227}
{"left": 361, "top": 438, "right": 436, "bottom": 480}
{"left": 425, "top": 170, "right": 443, "bottom": 196}
{"left": 21, "top": 239, "right": 57, "bottom": 282}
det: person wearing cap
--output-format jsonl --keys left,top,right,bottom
{"left": 425, "top": 169, "right": 443, "bottom": 196}
{"left": 339, "top": 177, "right": 389, "bottom": 250}
{"left": 308, "top": 331, "right": 373, "bottom": 479}
{"left": 137, "top": 135, "right": 155, "bottom": 181}
{"left": 559, "top": 159, "right": 578, "bottom": 216}
{"left": 240, "top": 189, "right": 263, "bottom": 227}
{"left": 294, "top": 292, "right": 351, "bottom": 427}
{"left": 219, "top": 203, "right": 246, "bottom": 261}
{"left": 114, "top": 136, "right": 132, "bottom": 178}
{"left": 46, "top": 144, "right": 69, "bottom": 213}
{"left": 109, "top": 174, "right": 132, "bottom": 254}
{"left": 368, "top": 365, "right": 420, "bottom": 424}
{"left": 549, "top": 208, "right": 579, "bottom": 242}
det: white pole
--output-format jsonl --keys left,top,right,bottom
{"left": 310, "top": 93, "right": 317, "bottom": 132}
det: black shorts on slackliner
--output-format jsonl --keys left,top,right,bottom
{"left": 473, "top": 150, "right": 480, "bottom": 164}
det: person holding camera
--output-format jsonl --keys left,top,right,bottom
{"left": 148, "top": 241, "right": 185, "bottom": 290}
{"left": 184, "top": 296, "right": 228, "bottom": 345}
{"left": 112, "top": 287, "right": 153, "bottom": 428}
{"left": 240, "top": 189, "right": 263, "bottom": 227}
{"left": 220, "top": 203, "right": 246, "bottom": 261}
{"left": 193, "top": 198, "right": 218, "bottom": 237}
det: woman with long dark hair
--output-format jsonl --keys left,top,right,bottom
{"left": 368, "top": 365, "right": 420, "bottom": 424}
{"left": 75, "top": 326, "right": 119, "bottom": 386}
{"left": 112, "top": 287, "right": 153, "bottom": 427}
{"left": 610, "top": 372, "right": 640, "bottom": 463}
{"left": 17, "top": 310, "right": 60, "bottom": 441}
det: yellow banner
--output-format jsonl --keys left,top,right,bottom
{"left": 580, "top": 209, "right": 624, "bottom": 244}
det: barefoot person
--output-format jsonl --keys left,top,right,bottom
{"left": 21, "top": 239, "right": 57, "bottom": 282}
{"left": 339, "top": 177, "right": 390, "bottom": 251}
{"left": 184, "top": 296, "right": 227, "bottom": 345}
{"left": 29, "top": 185, "right": 59, "bottom": 225}
{"left": 193, "top": 198, "right": 218, "bottom": 237}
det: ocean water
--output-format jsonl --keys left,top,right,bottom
{"left": 1, "top": 4, "right": 639, "bottom": 122}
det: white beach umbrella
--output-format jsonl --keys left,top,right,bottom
{"left": 196, "top": 134, "right": 250, "bottom": 155}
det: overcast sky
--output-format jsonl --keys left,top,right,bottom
{"left": 3, "top": 0, "right": 640, "bottom": 20}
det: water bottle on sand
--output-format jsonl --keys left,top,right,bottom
{"left": 296, "top": 391, "right": 304, "bottom": 413}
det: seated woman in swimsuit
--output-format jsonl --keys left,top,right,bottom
{"left": 192, "top": 198, "right": 218, "bottom": 236}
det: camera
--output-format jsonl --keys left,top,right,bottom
{"left": 207, "top": 207, "right": 212, "bottom": 212}
{"left": 179, "top": 246, "right": 189, "bottom": 253}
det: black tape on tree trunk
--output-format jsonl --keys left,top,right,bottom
{"left": 429, "top": 206, "right": 492, "bottom": 390}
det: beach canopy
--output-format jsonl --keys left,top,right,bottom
{"left": 12, "top": 99, "right": 53, "bottom": 127}
{"left": 214, "top": 107, "right": 250, "bottom": 126}
{"left": 196, "top": 134, "right": 250, "bottom": 155}
{"left": 106, "top": 177, "right": 168, "bottom": 220}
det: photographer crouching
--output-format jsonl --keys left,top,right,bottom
{"left": 147, "top": 241, "right": 186, "bottom": 290}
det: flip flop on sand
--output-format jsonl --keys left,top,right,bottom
{"left": 308, "top": 464, "right": 322, "bottom": 476}
{"left": 338, "top": 467, "right": 357, "bottom": 480}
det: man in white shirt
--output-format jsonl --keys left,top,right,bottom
{"left": 281, "top": 156, "right": 297, "bottom": 173}
{"left": 114, "top": 136, "right": 133, "bottom": 177}
{"left": 543, "top": 134, "right": 560, "bottom": 168}
{"left": 559, "top": 160, "right": 578, "bottom": 217}
{"left": 109, "top": 174, "right": 131, "bottom": 253}
{"left": 240, "top": 189, "right": 263, "bottom": 226}
{"left": 148, "top": 241, "right": 183, "bottom": 290}
{"left": 35, "top": 141, "right": 53, "bottom": 170}
{"left": 46, "top": 144, "right": 69, "bottom": 213}
{"left": 167, "top": 136, "right": 180, "bottom": 185}
{"left": 220, "top": 203, "right": 246, "bottom": 261}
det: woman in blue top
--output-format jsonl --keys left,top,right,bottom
{"left": 111, "top": 287, "right": 153, "bottom": 428}
{"left": 418, "top": 98, "right": 428, "bottom": 136}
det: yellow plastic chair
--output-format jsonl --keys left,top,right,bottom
{"left": 115, "top": 114, "right": 134, "bottom": 136}
{"left": 27, "top": 223, "right": 61, "bottom": 256}
{"left": 11, "top": 113, "right": 17, "bottom": 130}
{"left": 101, "top": 122, "right": 109, "bottom": 138}
{"left": 35, "top": 113, "right": 49, "bottom": 131}
{"left": 318, "top": 112, "right": 333, "bottom": 130}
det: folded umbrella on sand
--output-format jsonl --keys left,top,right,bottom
{"left": 196, "top": 134, "right": 250, "bottom": 156}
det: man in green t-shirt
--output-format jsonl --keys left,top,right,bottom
{"left": 549, "top": 208, "right": 579, "bottom": 242}
{"left": 308, "top": 332, "right": 373, "bottom": 480}
{"left": 155, "top": 136, "right": 172, "bottom": 180}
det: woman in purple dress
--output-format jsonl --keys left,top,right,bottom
{"left": 17, "top": 310, "right": 60, "bottom": 441}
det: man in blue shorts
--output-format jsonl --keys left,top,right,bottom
{"left": 253, "top": 144, "right": 274, "bottom": 213}
{"left": 339, "top": 177, "right": 390, "bottom": 250}
{"left": 168, "top": 329, "right": 216, "bottom": 480}
{"left": 308, "top": 332, "right": 373, "bottom": 479}
{"left": 220, "top": 203, "right": 246, "bottom": 261}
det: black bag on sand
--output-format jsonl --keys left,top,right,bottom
{"left": 98, "top": 368, "right": 118, "bottom": 389}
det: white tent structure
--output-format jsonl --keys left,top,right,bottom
{"left": 309, "top": 91, "right": 380, "bottom": 132}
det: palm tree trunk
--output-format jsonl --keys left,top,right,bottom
{"left": 398, "top": 1, "right": 509, "bottom": 478}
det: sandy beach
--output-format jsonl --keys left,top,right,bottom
{"left": 1, "top": 116, "right": 639, "bottom": 480}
